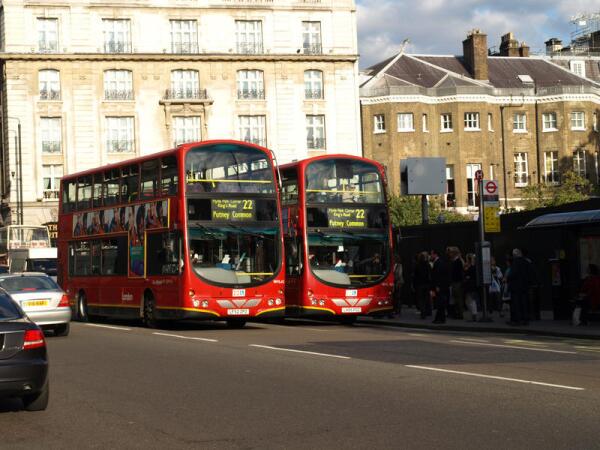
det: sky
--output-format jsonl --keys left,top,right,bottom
{"left": 356, "top": 0, "right": 600, "bottom": 68}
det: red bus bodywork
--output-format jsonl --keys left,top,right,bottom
{"left": 281, "top": 154, "right": 394, "bottom": 318}
{"left": 58, "top": 140, "right": 285, "bottom": 324}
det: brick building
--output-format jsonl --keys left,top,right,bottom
{"left": 360, "top": 31, "right": 600, "bottom": 212}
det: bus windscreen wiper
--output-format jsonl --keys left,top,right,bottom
{"left": 226, "top": 223, "right": 271, "bottom": 240}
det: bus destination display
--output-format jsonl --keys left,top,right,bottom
{"left": 211, "top": 199, "right": 255, "bottom": 221}
{"left": 327, "top": 208, "right": 367, "bottom": 228}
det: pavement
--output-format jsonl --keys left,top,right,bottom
{"left": 2, "top": 319, "right": 600, "bottom": 449}
{"left": 359, "top": 307, "right": 600, "bottom": 339}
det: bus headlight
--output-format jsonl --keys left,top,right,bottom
{"left": 192, "top": 299, "right": 200, "bottom": 307}
{"left": 201, "top": 300, "right": 209, "bottom": 308}
{"left": 188, "top": 290, "right": 195, "bottom": 297}
{"left": 268, "top": 299, "right": 274, "bottom": 306}
{"left": 275, "top": 298, "right": 282, "bottom": 306}
{"left": 319, "top": 299, "right": 325, "bottom": 306}
{"left": 311, "top": 299, "right": 317, "bottom": 306}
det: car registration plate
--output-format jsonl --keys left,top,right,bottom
{"left": 227, "top": 309, "right": 250, "bottom": 316}
{"left": 23, "top": 299, "right": 49, "bottom": 308}
{"left": 342, "top": 307, "right": 361, "bottom": 313}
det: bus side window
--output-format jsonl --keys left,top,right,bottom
{"left": 121, "top": 165, "right": 139, "bottom": 202}
{"left": 141, "top": 159, "right": 159, "bottom": 199}
{"left": 62, "top": 180, "right": 76, "bottom": 212}
{"left": 161, "top": 156, "right": 178, "bottom": 195}
{"left": 146, "top": 232, "right": 180, "bottom": 276}
{"left": 77, "top": 176, "right": 92, "bottom": 210}
{"left": 104, "top": 169, "right": 120, "bottom": 205}
{"left": 93, "top": 173, "right": 103, "bottom": 208}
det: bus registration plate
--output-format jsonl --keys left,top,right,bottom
{"left": 228, "top": 309, "right": 250, "bottom": 316}
{"left": 342, "top": 307, "right": 361, "bottom": 313}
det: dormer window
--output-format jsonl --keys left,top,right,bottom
{"left": 570, "top": 61, "right": 585, "bottom": 78}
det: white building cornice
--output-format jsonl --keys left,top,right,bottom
{"left": 360, "top": 93, "right": 600, "bottom": 106}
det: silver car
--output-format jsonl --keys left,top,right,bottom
{"left": 0, "top": 273, "right": 71, "bottom": 336}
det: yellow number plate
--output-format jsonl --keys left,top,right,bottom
{"left": 23, "top": 300, "right": 49, "bottom": 308}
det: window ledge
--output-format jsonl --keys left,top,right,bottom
{"left": 440, "top": 129, "right": 453, "bottom": 133}
{"left": 373, "top": 130, "right": 386, "bottom": 135}
{"left": 464, "top": 128, "right": 481, "bottom": 132}
{"left": 397, "top": 129, "right": 415, "bottom": 133}
{"left": 571, "top": 127, "right": 586, "bottom": 131}
{"left": 543, "top": 128, "right": 558, "bottom": 132}
{"left": 513, "top": 129, "right": 528, "bottom": 134}
{"left": 514, "top": 183, "right": 528, "bottom": 188}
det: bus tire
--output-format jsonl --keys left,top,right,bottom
{"left": 339, "top": 316, "right": 357, "bottom": 326}
{"left": 143, "top": 291, "right": 158, "bottom": 329}
{"left": 77, "top": 292, "right": 88, "bottom": 322}
{"left": 226, "top": 319, "right": 247, "bottom": 329}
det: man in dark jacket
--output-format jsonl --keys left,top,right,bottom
{"left": 507, "top": 248, "right": 530, "bottom": 325}
{"left": 430, "top": 249, "right": 450, "bottom": 324}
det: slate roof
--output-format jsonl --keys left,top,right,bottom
{"left": 546, "top": 57, "right": 600, "bottom": 83}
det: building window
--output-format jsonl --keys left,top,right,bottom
{"left": 440, "top": 113, "right": 452, "bottom": 132}
{"left": 42, "top": 164, "right": 63, "bottom": 199}
{"left": 306, "top": 115, "right": 325, "bottom": 149}
{"left": 513, "top": 113, "right": 527, "bottom": 132}
{"left": 40, "top": 117, "right": 62, "bottom": 153}
{"left": 172, "top": 116, "right": 200, "bottom": 147}
{"left": 103, "top": 19, "right": 131, "bottom": 53}
{"left": 170, "top": 20, "right": 198, "bottom": 54}
{"left": 38, "top": 18, "right": 58, "bottom": 53}
{"left": 397, "top": 113, "right": 414, "bottom": 132}
{"left": 106, "top": 117, "right": 134, "bottom": 153}
{"left": 542, "top": 112, "right": 558, "bottom": 131}
{"left": 236, "top": 20, "right": 263, "bottom": 54}
{"left": 238, "top": 115, "right": 266, "bottom": 147}
{"left": 169, "top": 70, "right": 200, "bottom": 99}
{"left": 422, "top": 114, "right": 428, "bottom": 132}
{"left": 543, "top": 151, "right": 559, "bottom": 185}
{"left": 237, "top": 70, "right": 264, "bottom": 99}
{"left": 464, "top": 112, "right": 480, "bottom": 130}
{"left": 466, "top": 163, "right": 481, "bottom": 207}
{"left": 302, "top": 21, "right": 322, "bottom": 54}
{"left": 104, "top": 70, "right": 133, "bottom": 100}
{"left": 570, "top": 61, "right": 585, "bottom": 78}
{"left": 571, "top": 111, "right": 585, "bottom": 131}
{"left": 513, "top": 153, "right": 528, "bottom": 187}
{"left": 444, "top": 165, "right": 455, "bottom": 208}
{"left": 488, "top": 113, "right": 493, "bottom": 131}
{"left": 374, "top": 114, "right": 385, "bottom": 133}
{"left": 39, "top": 69, "right": 60, "bottom": 100}
{"left": 573, "top": 149, "right": 587, "bottom": 178}
{"left": 304, "top": 70, "right": 323, "bottom": 99}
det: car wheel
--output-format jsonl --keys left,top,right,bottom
{"left": 226, "top": 319, "right": 247, "bottom": 329}
{"left": 54, "top": 323, "right": 70, "bottom": 337}
{"left": 22, "top": 381, "right": 49, "bottom": 411}
{"left": 143, "top": 292, "right": 158, "bottom": 329}
{"left": 77, "top": 292, "right": 88, "bottom": 322}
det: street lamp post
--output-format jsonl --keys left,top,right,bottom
{"left": 7, "top": 117, "right": 23, "bottom": 225}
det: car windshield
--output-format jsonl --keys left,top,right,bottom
{"left": 0, "top": 276, "right": 59, "bottom": 293}
{"left": 27, "top": 259, "right": 58, "bottom": 275}
{"left": 307, "top": 231, "right": 389, "bottom": 287}
{"left": 0, "top": 292, "right": 22, "bottom": 320}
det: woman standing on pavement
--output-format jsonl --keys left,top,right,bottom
{"left": 464, "top": 253, "right": 479, "bottom": 322}
{"left": 413, "top": 251, "right": 432, "bottom": 319}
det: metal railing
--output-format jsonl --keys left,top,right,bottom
{"left": 43, "top": 190, "right": 59, "bottom": 200}
{"left": 104, "top": 89, "right": 134, "bottom": 101}
{"left": 305, "top": 89, "right": 323, "bottom": 99}
{"left": 237, "top": 89, "right": 265, "bottom": 100}
{"left": 171, "top": 42, "right": 199, "bottom": 54}
{"left": 104, "top": 40, "right": 132, "bottom": 53}
{"left": 107, "top": 139, "right": 134, "bottom": 153}
{"left": 41, "top": 141, "right": 61, "bottom": 153}
{"left": 39, "top": 89, "right": 61, "bottom": 101}
{"left": 307, "top": 137, "right": 326, "bottom": 149}
{"left": 236, "top": 42, "right": 264, "bottom": 54}
{"left": 303, "top": 43, "right": 322, "bottom": 55}
{"left": 38, "top": 41, "right": 58, "bottom": 53}
{"left": 164, "top": 88, "right": 209, "bottom": 100}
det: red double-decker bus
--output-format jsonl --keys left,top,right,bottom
{"left": 58, "top": 140, "right": 285, "bottom": 328}
{"left": 280, "top": 155, "right": 394, "bottom": 322}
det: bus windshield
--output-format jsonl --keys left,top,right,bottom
{"left": 0, "top": 226, "right": 51, "bottom": 252}
{"left": 307, "top": 231, "right": 389, "bottom": 287}
{"left": 305, "top": 159, "right": 384, "bottom": 204}
{"left": 188, "top": 225, "right": 279, "bottom": 286}
{"left": 185, "top": 144, "right": 274, "bottom": 194}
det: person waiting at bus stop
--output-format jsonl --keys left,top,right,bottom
{"left": 506, "top": 248, "right": 530, "bottom": 326}
{"left": 574, "top": 264, "right": 600, "bottom": 326}
{"left": 430, "top": 249, "right": 450, "bottom": 324}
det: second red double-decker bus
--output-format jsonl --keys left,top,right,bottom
{"left": 58, "top": 140, "right": 285, "bottom": 328}
{"left": 280, "top": 155, "right": 394, "bottom": 322}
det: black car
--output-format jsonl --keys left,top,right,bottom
{"left": 0, "top": 289, "right": 49, "bottom": 411}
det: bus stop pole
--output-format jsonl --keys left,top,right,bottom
{"left": 478, "top": 180, "right": 491, "bottom": 322}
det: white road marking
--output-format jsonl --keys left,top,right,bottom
{"left": 574, "top": 346, "right": 600, "bottom": 353}
{"left": 455, "top": 337, "right": 490, "bottom": 343}
{"left": 249, "top": 344, "right": 350, "bottom": 359}
{"left": 449, "top": 340, "right": 577, "bottom": 354}
{"left": 408, "top": 333, "right": 426, "bottom": 337}
{"left": 153, "top": 332, "right": 218, "bottom": 343}
{"left": 85, "top": 323, "right": 131, "bottom": 331}
{"left": 405, "top": 365, "right": 585, "bottom": 391}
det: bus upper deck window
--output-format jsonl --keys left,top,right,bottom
{"left": 77, "top": 176, "right": 92, "bottom": 210}
{"left": 161, "top": 156, "right": 178, "bottom": 195}
{"left": 141, "top": 159, "right": 159, "bottom": 199}
{"left": 121, "top": 165, "right": 139, "bottom": 202}
{"left": 104, "top": 169, "right": 121, "bottom": 205}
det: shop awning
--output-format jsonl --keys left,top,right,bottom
{"left": 523, "top": 209, "right": 600, "bottom": 229}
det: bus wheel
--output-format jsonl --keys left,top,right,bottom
{"left": 226, "top": 319, "right": 247, "bottom": 329}
{"left": 77, "top": 292, "right": 89, "bottom": 322}
{"left": 339, "top": 316, "right": 357, "bottom": 326}
{"left": 143, "top": 292, "right": 158, "bottom": 329}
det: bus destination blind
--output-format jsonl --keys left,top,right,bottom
{"left": 211, "top": 199, "right": 255, "bottom": 221}
{"left": 327, "top": 208, "right": 367, "bottom": 228}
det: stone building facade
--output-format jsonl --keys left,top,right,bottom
{"left": 360, "top": 31, "right": 600, "bottom": 212}
{"left": 0, "top": 0, "right": 361, "bottom": 225}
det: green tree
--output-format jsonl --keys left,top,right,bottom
{"left": 388, "top": 194, "right": 470, "bottom": 227}
{"left": 522, "top": 171, "right": 591, "bottom": 210}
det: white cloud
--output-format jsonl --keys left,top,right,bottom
{"left": 356, "top": 0, "right": 593, "bottom": 67}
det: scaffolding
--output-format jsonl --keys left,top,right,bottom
{"left": 570, "top": 12, "right": 600, "bottom": 53}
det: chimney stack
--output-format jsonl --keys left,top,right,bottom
{"left": 499, "top": 32, "right": 520, "bottom": 56}
{"left": 462, "top": 29, "right": 488, "bottom": 80}
{"left": 519, "top": 42, "right": 530, "bottom": 57}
